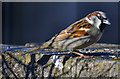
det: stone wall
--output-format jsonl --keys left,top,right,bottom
{"left": 0, "top": 43, "right": 120, "bottom": 78}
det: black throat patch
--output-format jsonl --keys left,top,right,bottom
{"left": 99, "top": 23, "right": 107, "bottom": 32}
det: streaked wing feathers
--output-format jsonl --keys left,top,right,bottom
{"left": 55, "top": 18, "right": 92, "bottom": 41}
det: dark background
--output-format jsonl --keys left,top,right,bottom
{"left": 2, "top": 2, "right": 119, "bottom": 45}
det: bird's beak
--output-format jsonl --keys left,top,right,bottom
{"left": 103, "top": 19, "right": 111, "bottom": 25}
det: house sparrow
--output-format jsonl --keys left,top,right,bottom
{"left": 25, "top": 11, "right": 111, "bottom": 57}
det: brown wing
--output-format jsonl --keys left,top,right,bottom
{"left": 55, "top": 18, "right": 92, "bottom": 41}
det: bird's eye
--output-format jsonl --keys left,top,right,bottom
{"left": 97, "top": 15, "right": 103, "bottom": 20}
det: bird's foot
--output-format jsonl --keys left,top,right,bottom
{"left": 72, "top": 51, "right": 93, "bottom": 58}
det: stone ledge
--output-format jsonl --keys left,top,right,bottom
{"left": 0, "top": 43, "right": 120, "bottom": 78}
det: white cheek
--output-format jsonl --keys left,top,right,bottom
{"left": 85, "top": 16, "right": 101, "bottom": 29}
{"left": 94, "top": 18, "right": 102, "bottom": 29}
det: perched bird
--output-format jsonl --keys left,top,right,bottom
{"left": 25, "top": 11, "right": 111, "bottom": 57}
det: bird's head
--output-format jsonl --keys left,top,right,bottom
{"left": 85, "top": 11, "right": 111, "bottom": 32}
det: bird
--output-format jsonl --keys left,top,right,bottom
{"left": 25, "top": 11, "right": 111, "bottom": 57}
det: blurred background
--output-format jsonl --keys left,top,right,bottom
{"left": 2, "top": 2, "right": 119, "bottom": 45}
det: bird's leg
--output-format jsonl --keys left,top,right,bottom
{"left": 72, "top": 49, "right": 93, "bottom": 58}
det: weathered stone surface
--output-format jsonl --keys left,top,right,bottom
{"left": 0, "top": 43, "right": 120, "bottom": 78}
